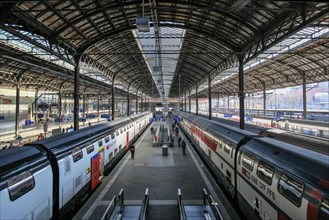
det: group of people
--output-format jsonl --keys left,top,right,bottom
{"left": 1, "top": 142, "right": 14, "bottom": 151}
{"left": 62, "top": 125, "right": 73, "bottom": 133}
{"left": 37, "top": 133, "right": 45, "bottom": 140}
{"left": 177, "top": 135, "right": 187, "bottom": 155}
{"left": 169, "top": 130, "right": 187, "bottom": 154}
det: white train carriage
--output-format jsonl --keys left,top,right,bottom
{"left": 176, "top": 112, "right": 329, "bottom": 220}
{"left": 179, "top": 112, "right": 254, "bottom": 197}
{"left": 0, "top": 112, "right": 152, "bottom": 220}
{"left": 0, "top": 147, "right": 53, "bottom": 220}
{"left": 237, "top": 137, "right": 329, "bottom": 220}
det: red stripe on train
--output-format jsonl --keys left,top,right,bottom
{"left": 318, "top": 179, "right": 329, "bottom": 190}
{"left": 307, "top": 189, "right": 323, "bottom": 220}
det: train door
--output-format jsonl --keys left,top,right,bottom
{"left": 254, "top": 197, "right": 262, "bottom": 218}
{"left": 99, "top": 151, "right": 104, "bottom": 177}
{"left": 91, "top": 154, "right": 100, "bottom": 191}
{"left": 126, "top": 132, "right": 129, "bottom": 150}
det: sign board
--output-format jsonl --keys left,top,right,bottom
{"left": 52, "top": 128, "right": 62, "bottom": 136}
{"left": 224, "top": 113, "right": 233, "bottom": 118}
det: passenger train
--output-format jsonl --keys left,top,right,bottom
{"left": 176, "top": 112, "right": 329, "bottom": 220}
{"left": 0, "top": 112, "right": 152, "bottom": 220}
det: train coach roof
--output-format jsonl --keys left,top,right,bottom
{"left": 0, "top": 147, "right": 45, "bottom": 175}
{"left": 180, "top": 112, "right": 255, "bottom": 143}
{"left": 243, "top": 137, "right": 329, "bottom": 188}
{"left": 33, "top": 117, "right": 133, "bottom": 151}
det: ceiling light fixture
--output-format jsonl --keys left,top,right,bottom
{"left": 136, "top": 0, "right": 150, "bottom": 32}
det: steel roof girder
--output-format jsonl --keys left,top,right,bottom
{"left": 242, "top": 4, "right": 329, "bottom": 64}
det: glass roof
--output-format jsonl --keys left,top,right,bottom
{"left": 207, "top": 25, "right": 329, "bottom": 94}
{"left": 0, "top": 27, "right": 74, "bottom": 71}
{"left": 133, "top": 26, "right": 185, "bottom": 98}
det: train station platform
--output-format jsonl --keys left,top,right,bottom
{"left": 73, "top": 119, "right": 239, "bottom": 220}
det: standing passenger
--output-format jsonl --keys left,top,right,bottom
{"left": 178, "top": 136, "right": 182, "bottom": 147}
{"left": 181, "top": 140, "right": 186, "bottom": 155}
{"left": 129, "top": 144, "right": 135, "bottom": 159}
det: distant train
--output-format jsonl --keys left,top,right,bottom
{"left": 0, "top": 112, "right": 152, "bottom": 220}
{"left": 176, "top": 112, "right": 329, "bottom": 220}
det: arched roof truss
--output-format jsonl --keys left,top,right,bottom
{"left": 0, "top": 1, "right": 328, "bottom": 99}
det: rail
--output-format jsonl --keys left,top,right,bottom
{"left": 138, "top": 188, "right": 149, "bottom": 220}
{"left": 101, "top": 188, "right": 149, "bottom": 220}
{"left": 177, "top": 188, "right": 187, "bottom": 220}
{"left": 202, "top": 188, "right": 223, "bottom": 220}
{"left": 178, "top": 188, "right": 224, "bottom": 220}
{"left": 101, "top": 188, "right": 124, "bottom": 220}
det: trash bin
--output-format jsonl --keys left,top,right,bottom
{"left": 162, "top": 144, "right": 168, "bottom": 156}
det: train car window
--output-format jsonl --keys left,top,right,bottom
{"left": 65, "top": 157, "right": 71, "bottom": 175}
{"left": 278, "top": 174, "right": 304, "bottom": 207}
{"left": 217, "top": 140, "right": 223, "bottom": 149}
{"left": 119, "top": 145, "right": 122, "bottom": 151}
{"left": 124, "top": 127, "right": 127, "bottom": 131}
{"left": 98, "top": 140, "right": 103, "bottom": 147}
{"left": 114, "top": 148, "right": 118, "bottom": 156}
{"left": 257, "top": 161, "right": 274, "bottom": 185}
{"left": 242, "top": 152, "right": 255, "bottom": 171}
{"left": 116, "top": 131, "right": 119, "bottom": 136}
{"left": 72, "top": 147, "right": 83, "bottom": 162}
{"left": 86, "top": 145, "right": 94, "bottom": 154}
{"left": 7, "top": 171, "right": 35, "bottom": 201}
{"left": 223, "top": 144, "right": 231, "bottom": 155}
{"left": 105, "top": 136, "right": 110, "bottom": 143}
{"left": 320, "top": 198, "right": 329, "bottom": 220}
{"left": 120, "top": 129, "right": 123, "bottom": 134}
{"left": 109, "top": 152, "right": 113, "bottom": 161}
{"left": 111, "top": 133, "right": 115, "bottom": 139}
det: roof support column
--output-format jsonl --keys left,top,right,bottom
{"left": 188, "top": 90, "right": 191, "bottom": 114}
{"left": 73, "top": 55, "right": 81, "bottom": 130}
{"left": 238, "top": 53, "right": 245, "bottom": 130}
{"left": 15, "top": 80, "right": 20, "bottom": 138}
{"left": 208, "top": 75, "right": 212, "bottom": 120}
{"left": 58, "top": 91, "right": 62, "bottom": 129}
{"left": 184, "top": 94, "right": 187, "bottom": 112}
{"left": 140, "top": 93, "right": 143, "bottom": 113}
{"left": 196, "top": 85, "right": 199, "bottom": 116}
{"left": 136, "top": 90, "right": 139, "bottom": 114}
{"left": 148, "top": 97, "right": 150, "bottom": 111}
{"left": 263, "top": 84, "right": 266, "bottom": 116}
{"left": 112, "top": 80, "right": 115, "bottom": 120}
{"left": 127, "top": 90, "right": 130, "bottom": 116}
{"left": 142, "top": 95, "right": 144, "bottom": 112}
{"left": 82, "top": 95, "right": 86, "bottom": 126}
{"left": 97, "top": 93, "right": 100, "bottom": 122}
{"left": 302, "top": 73, "right": 307, "bottom": 119}
{"left": 227, "top": 96, "right": 230, "bottom": 109}
{"left": 33, "top": 89, "right": 39, "bottom": 123}
{"left": 217, "top": 93, "right": 220, "bottom": 112}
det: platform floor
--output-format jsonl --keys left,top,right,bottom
{"left": 73, "top": 119, "right": 239, "bottom": 220}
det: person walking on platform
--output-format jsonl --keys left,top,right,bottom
{"left": 181, "top": 140, "right": 186, "bottom": 155}
{"left": 178, "top": 136, "right": 182, "bottom": 147}
{"left": 129, "top": 144, "right": 135, "bottom": 159}
{"left": 170, "top": 134, "right": 174, "bottom": 147}
{"left": 175, "top": 127, "right": 179, "bottom": 136}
